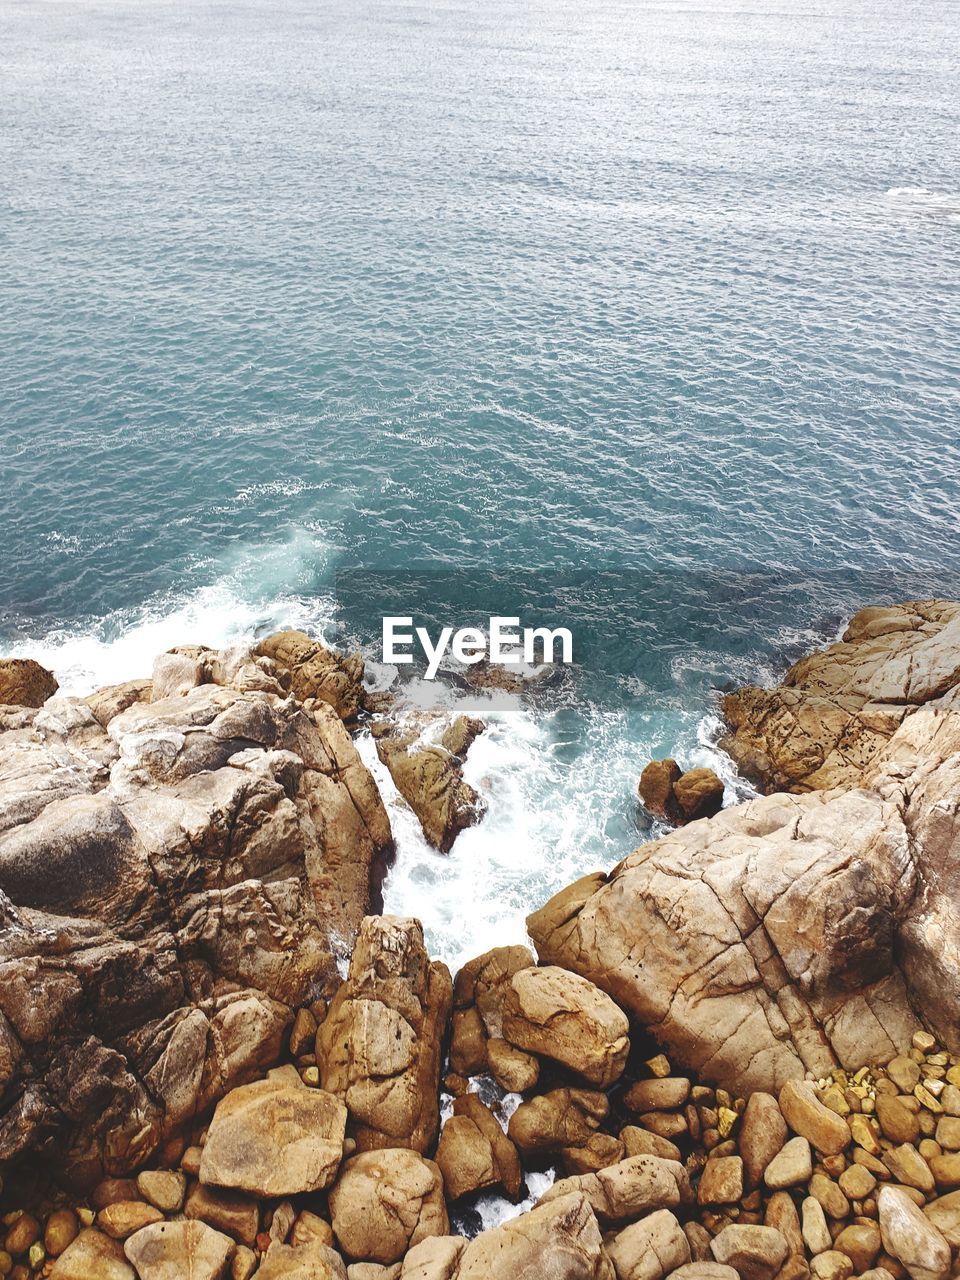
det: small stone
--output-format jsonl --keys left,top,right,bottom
{"left": 809, "top": 1173, "right": 851, "bottom": 1219}
{"left": 915, "top": 1086, "right": 942, "bottom": 1114}
{"left": 98, "top": 1203, "right": 164, "bottom": 1241}
{"left": 4, "top": 1217, "right": 39, "bottom": 1257}
{"left": 625, "top": 1078, "right": 691, "bottom": 1111}
{"left": 928, "top": 1154, "right": 960, "bottom": 1189}
{"left": 878, "top": 1097, "right": 922, "bottom": 1145}
{"left": 646, "top": 1054, "right": 672, "bottom": 1078}
{"left": 136, "top": 1171, "right": 186, "bottom": 1214}
{"left": 939, "top": 1086, "right": 960, "bottom": 1117}
{"left": 890, "top": 1060, "right": 923, "bottom": 1095}
{"left": 765, "top": 1192, "right": 804, "bottom": 1255}
{"left": 878, "top": 1186, "right": 951, "bottom": 1280}
{"left": 851, "top": 1115, "right": 884, "bottom": 1156}
{"left": 810, "top": 1251, "right": 854, "bottom": 1280}
{"left": 803, "top": 1197, "right": 833, "bottom": 1255}
{"left": 609, "top": 1208, "right": 690, "bottom": 1280}
{"left": 290, "top": 1212, "right": 333, "bottom": 1249}
{"left": 780, "top": 1082, "right": 850, "bottom": 1156}
{"left": 181, "top": 1147, "right": 203, "bottom": 1177}
{"left": 839, "top": 1164, "right": 878, "bottom": 1199}
{"left": 620, "top": 1126, "right": 682, "bottom": 1162}
{"left": 185, "top": 1185, "right": 259, "bottom": 1247}
{"left": 699, "top": 1157, "right": 745, "bottom": 1206}
{"left": 231, "top": 1247, "right": 257, "bottom": 1280}
{"left": 884, "top": 1145, "right": 936, "bottom": 1193}
{"left": 913, "top": 1033, "right": 937, "bottom": 1054}
{"left": 92, "top": 1181, "right": 140, "bottom": 1211}
{"left": 923, "top": 1190, "right": 960, "bottom": 1246}
{"left": 289, "top": 1007, "right": 318, "bottom": 1057}
{"left": 43, "top": 1211, "right": 79, "bottom": 1259}
{"left": 834, "top": 1223, "right": 882, "bottom": 1272}
{"left": 710, "top": 1225, "right": 788, "bottom": 1280}
{"left": 765, "top": 1138, "right": 813, "bottom": 1189}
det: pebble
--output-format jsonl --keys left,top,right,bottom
{"left": 810, "top": 1249, "right": 855, "bottom": 1280}
{"left": 803, "top": 1197, "right": 834, "bottom": 1255}
{"left": 780, "top": 1081, "right": 851, "bottom": 1157}
{"left": 3, "top": 1217, "right": 39, "bottom": 1257}
{"left": 765, "top": 1137, "right": 813, "bottom": 1190}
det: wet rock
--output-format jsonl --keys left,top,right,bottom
{"left": 318, "top": 916, "right": 452, "bottom": 1153}
{"left": 502, "top": 965, "right": 630, "bottom": 1088}
{"left": 435, "top": 1094, "right": 521, "bottom": 1201}
{"left": 124, "top": 1219, "right": 235, "bottom": 1280}
{"left": 376, "top": 734, "right": 484, "bottom": 852}
{"left": 673, "top": 768, "right": 725, "bottom": 822}
{"left": 450, "top": 945, "right": 535, "bottom": 1079}
{"left": 199, "top": 1078, "right": 347, "bottom": 1196}
{"left": 639, "top": 760, "right": 683, "bottom": 818}
{"left": 455, "top": 1191, "right": 614, "bottom": 1279}
{"left": 328, "top": 1149, "right": 448, "bottom": 1265}
{"left": 0, "top": 658, "right": 58, "bottom": 708}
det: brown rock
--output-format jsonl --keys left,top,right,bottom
{"left": 608, "top": 1209, "right": 690, "bottom": 1280}
{"left": 137, "top": 1170, "right": 187, "bottom": 1213}
{"left": 328, "top": 1149, "right": 448, "bottom": 1265}
{"left": 435, "top": 1095, "right": 521, "bottom": 1201}
{"left": 764, "top": 1137, "right": 812, "bottom": 1189}
{"left": 98, "top": 1202, "right": 165, "bottom": 1240}
{"left": 624, "top": 1078, "right": 691, "bottom": 1111}
{"left": 878, "top": 1186, "right": 952, "bottom": 1280}
{"left": 710, "top": 1225, "right": 789, "bottom": 1280}
{"left": 49, "top": 1228, "right": 135, "bottom": 1280}
{"left": 185, "top": 1184, "right": 259, "bottom": 1247}
{"left": 834, "top": 1223, "right": 882, "bottom": 1272}
{"left": 560, "top": 1133, "right": 625, "bottom": 1175}
{"left": 507, "top": 1087, "right": 608, "bottom": 1157}
{"left": 673, "top": 768, "right": 725, "bottom": 821}
{"left": 486, "top": 1037, "right": 539, "bottom": 1092}
{"left": 877, "top": 1097, "right": 922, "bottom": 1145}
{"left": 620, "top": 1125, "right": 682, "bottom": 1162}
{"left": 639, "top": 760, "right": 683, "bottom": 818}
{"left": 318, "top": 917, "right": 451, "bottom": 1154}
{"left": 45, "top": 1209, "right": 80, "bottom": 1258}
{"left": 765, "top": 1192, "right": 804, "bottom": 1255}
{"left": 741, "top": 1093, "right": 789, "bottom": 1189}
{"left": 502, "top": 965, "right": 630, "bottom": 1088}
{"left": 376, "top": 735, "right": 484, "bottom": 852}
{"left": 397, "top": 1235, "right": 467, "bottom": 1278}
{"left": 809, "top": 1252, "right": 854, "bottom": 1280}
{"left": 699, "top": 1156, "right": 745, "bottom": 1205}
{"left": 539, "top": 1154, "right": 688, "bottom": 1224}
{"left": 779, "top": 1082, "right": 851, "bottom": 1156}
{"left": 199, "top": 1078, "right": 346, "bottom": 1196}
{"left": 123, "top": 1219, "right": 236, "bottom": 1280}
{"left": 4, "top": 1213, "right": 39, "bottom": 1255}
{"left": 455, "top": 1191, "right": 614, "bottom": 1279}
{"left": 256, "top": 630, "right": 364, "bottom": 721}
{"left": 254, "top": 1240, "right": 347, "bottom": 1278}
{"left": 0, "top": 658, "right": 58, "bottom": 707}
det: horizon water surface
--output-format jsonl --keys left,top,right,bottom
{"left": 2, "top": 0, "right": 960, "bottom": 971}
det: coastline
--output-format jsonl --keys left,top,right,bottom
{"left": 1, "top": 600, "right": 960, "bottom": 1278}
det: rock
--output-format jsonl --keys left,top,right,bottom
{"left": 924, "top": 1191, "right": 960, "bottom": 1246}
{"left": 0, "top": 664, "right": 392, "bottom": 1187}
{"left": 698, "top": 1155, "right": 744, "bottom": 1205}
{"left": 199, "top": 1078, "right": 347, "bottom": 1196}
{"left": 668, "top": 1267, "right": 739, "bottom": 1280}
{"left": 185, "top": 1184, "right": 259, "bottom": 1246}
{"left": 98, "top": 1201, "right": 165, "bottom": 1239}
{"left": 884, "top": 1144, "right": 936, "bottom": 1193}
{"left": 501, "top": 965, "right": 630, "bottom": 1087}
{"left": 834, "top": 1223, "right": 882, "bottom": 1272}
{"left": 608, "top": 1209, "right": 690, "bottom": 1280}
{"left": 376, "top": 732, "right": 484, "bottom": 852}
{"left": 877, "top": 1096, "right": 921, "bottom": 1145}
{"left": 137, "top": 1170, "right": 186, "bottom": 1213}
{"left": 0, "top": 657, "right": 58, "bottom": 707}
{"left": 539, "top": 1154, "right": 688, "bottom": 1223}
{"left": 291, "top": 1213, "right": 334, "bottom": 1249}
{"left": 450, "top": 945, "right": 535, "bottom": 1078}
{"left": 673, "top": 768, "right": 725, "bottom": 822}
{"left": 620, "top": 1125, "right": 683, "bottom": 1162}
{"left": 838, "top": 1162, "right": 877, "bottom": 1198}
{"left": 720, "top": 601, "right": 960, "bottom": 793}
{"left": 802, "top": 1197, "right": 833, "bottom": 1255}
{"left": 741, "top": 1093, "right": 789, "bottom": 1189}
{"left": 765, "top": 1192, "right": 804, "bottom": 1255}
{"left": 508, "top": 1087, "right": 609, "bottom": 1157}
{"left": 397, "top": 1236, "right": 466, "bottom": 1279}
{"left": 560, "top": 1132, "right": 625, "bottom": 1175}
{"left": 639, "top": 760, "right": 683, "bottom": 818}
{"left": 765, "top": 1137, "right": 813, "bottom": 1189}
{"left": 318, "top": 916, "right": 452, "bottom": 1153}
{"left": 809, "top": 1252, "right": 854, "bottom": 1280}
{"left": 439, "top": 717, "right": 485, "bottom": 759}
{"left": 248, "top": 1239, "right": 348, "bottom": 1279}
{"left": 709, "top": 1225, "right": 789, "bottom": 1280}
{"left": 328, "top": 1149, "right": 448, "bottom": 1265}
{"left": 935, "top": 1116, "right": 960, "bottom": 1149}
{"left": 808, "top": 1172, "right": 850, "bottom": 1219}
{"left": 124, "top": 1219, "right": 235, "bottom": 1280}
{"left": 435, "top": 1094, "right": 521, "bottom": 1201}
{"left": 888, "top": 1058, "right": 923, "bottom": 1094}
{"left": 455, "top": 1191, "right": 614, "bottom": 1279}
{"left": 4, "top": 1212, "right": 39, "bottom": 1253}
{"left": 255, "top": 630, "right": 364, "bottom": 722}
{"left": 779, "top": 1082, "right": 851, "bottom": 1156}
{"left": 878, "top": 1186, "right": 952, "bottom": 1280}
{"left": 49, "top": 1228, "right": 136, "bottom": 1280}
{"left": 486, "top": 1038, "right": 539, "bottom": 1092}
{"left": 45, "top": 1209, "right": 80, "bottom": 1257}
{"left": 83, "top": 678, "right": 153, "bottom": 727}
{"left": 624, "top": 1078, "right": 691, "bottom": 1111}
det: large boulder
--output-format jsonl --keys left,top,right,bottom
{"left": 0, "top": 658, "right": 58, "bottom": 708}
{"left": 639, "top": 761, "right": 724, "bottom": 825}
{"left": 0, "top": 645, "right": 392, "bottom": 1189}
{"left": 537, "top": 1154, "right": 690, "bottom": 1224}
{"left": 450, "top": 946, "right": 538, "bottom": 1088}
{"left": 375, "top": 733, "right": 484, "bottom": 853}
{"left": 528, "top": 693, "right": 960, "bottom": 1092}
{"left": 328, "top": 1149, "right": 448, "bottom": 1265}
{"left": 508, "top": 1088, "right": 609, "bottom": 1158}
{"left": 317, "top": 916, "right": 452, "bottom": 1153}
{"left": 454, "top": 1191, "right": 614, "bottom": 1279}
{"left": 123, "top": 1219, "right": 235, "bottom": 1280}
{"left": 199, "top": 1078, "right": 347, "bottom": 1195}
{"left": 721, "top": 600, "right": 960, "bottom": 794}
{"left": 434, "top": 1093, "right": 521, "bottom": 1201}
{"left": 501, "top": 965, "right": 630, "bottom": 1088}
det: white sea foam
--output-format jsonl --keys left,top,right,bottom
{"left": 7, "top": 529, "right": 337, "bottom": 696}
{"left": 885, "top": 186, "right": 960, "bottom": 222}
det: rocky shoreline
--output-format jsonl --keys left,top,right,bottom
{"left": 1, "top": 601, "right": 960, "bottom": 1280}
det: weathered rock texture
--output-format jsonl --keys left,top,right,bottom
{"left": 317, "top": 916, "right": 452, "bottom": 1153}
{"left": 255, "top": 630, "right": 366, "bottom": 723}
{"left": 375, "top": 728, "right": 485, "bottom": 853}
{"left": 0, "top": 657, "right": 59, "bottom": 708}
{"left": 721, "top": 601, "right": 960, "bottom": 794}
{"left": 639, "top": 760, "right": 724, "bottom": 825}
{"left": 530, "top": 687, "right": 960, "bottom": 1092}
{"left": 0, "top": 641, "right": 392, "bottom": 1189}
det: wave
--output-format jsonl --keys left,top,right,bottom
{"left": 5, "top": 529, "right": 337, "bottom": 696}
{"left": 885, "top": 186, "right": 960, "bottom": 223}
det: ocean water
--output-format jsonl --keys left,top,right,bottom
{"left": 2, "top": 0, "right": 960, "bottom": 969}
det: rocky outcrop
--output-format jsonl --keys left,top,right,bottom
{"left": 255, "top": 630, "right": 366, "bottom": 722}
{"left": 375, "top": 727, "right": 484, "bottom": 853}
{"left": 721, "top": 601, "right": 960, "bottom": 794}
{"left": 450, "top": 946, "right": 538, "bottom": 1089}
{"left": 528, "top": 691, "right": 960, "bottom": 1093}
{"left": 639, "top": 761, "right": 724, "bottom": 825}
{"left": 0, "top": 657, "right": 58, "bottom": 708}
{"left": 0, "top": 643, "right": 392, "bottom": 1189}
{"left": 317, "top": 916, "right": 452, "bottom": 1153}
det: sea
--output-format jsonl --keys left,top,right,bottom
{"left": 3, "top": 0, "right": 959, "bottom": 975}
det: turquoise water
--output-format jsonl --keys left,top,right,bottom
{"left": 2, "top": 0, "right": 959, "bottom": 961}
